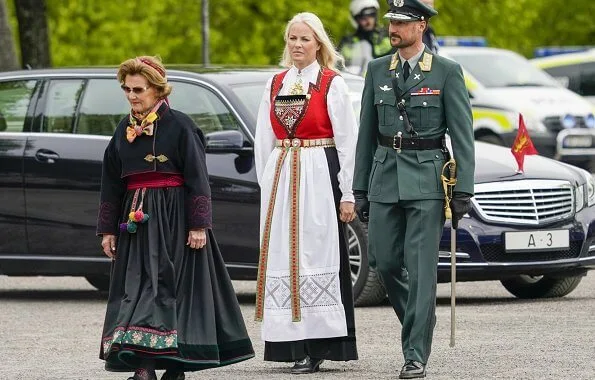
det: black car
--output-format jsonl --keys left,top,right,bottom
{"left": 1, "top": 67, "right": 595, "bottom": 305}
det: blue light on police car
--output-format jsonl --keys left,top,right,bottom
{"left": 586, "top": 114, "right": 595, "bottom": 129}
{"left": 561, "top": 114, "right": 576, "bottom": 128}
{"left": 533, "top": 46, "right": 590, "bottom": 58}
{"left": 437, "top": 36, "right": 488, "bottom": 47}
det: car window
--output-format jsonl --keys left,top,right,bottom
{"left": 0, "top": 80, "right": 37, "bottom": 132}
{"left": 76, "top": 79, "right": 128, "bottom": 136}
{"left": 542, "top": 63, "right": 582, "bottom": 92}
{"left": 169, "top": 81, "right": 242, "bottom": 135}
{"left": 229, "top": 82, "right": 264, "bottom": 119}
{"left": 447, "top": 50, "right": 558, "bottom": 88}
{"left": 580, "top": 62, "right": 595, "bottom": 97}
{"left": 42, "top": 80, "right": 85, "bottom": 133}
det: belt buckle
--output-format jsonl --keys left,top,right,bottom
{"left": 393, "top": 132, "right": 402, "bottom": 153}
{"left": 291, "top": 138, "right": 301, "bottom": 148}
{"left": 282, "top": 139, "right": 291, "bottom": 148}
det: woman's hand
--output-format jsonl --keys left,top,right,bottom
{"left": 101, "top": 234, "right": 117, "bottom": 259}
{"left": 339, "top": 201, "right": 356, "bottom": 223}
{"left": 187, "top": 229, "right": 207, "bottom": 250}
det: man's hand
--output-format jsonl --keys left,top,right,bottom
{"left": 354, "top": 190, "right": 370, "bottom": 223}
{"left": 450, "top": 192, "right": 472, "bottom": 229}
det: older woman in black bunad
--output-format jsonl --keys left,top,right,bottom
{"left": 97, "top": 56, "right": 254, "bottom": 380}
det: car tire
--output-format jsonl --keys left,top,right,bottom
{"left": 85, "top": 275, "right": 110, "bottom": 291}
{"left": 347, "top": 219, "right": 386, "bottom": 306}
{"left": 500, "top": 274, "right": 583, "bottom": 299}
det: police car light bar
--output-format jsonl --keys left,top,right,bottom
{"left": 437, "top": 36, "right": 487, "bottom": 47}
{"left": 534, "top": 46, "right": 595, "bottom": 58}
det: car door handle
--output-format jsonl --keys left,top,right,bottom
{"left": 35, "top": 149, "right": 60, "bottom": 164}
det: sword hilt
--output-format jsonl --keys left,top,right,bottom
{"left": 441, "top": 158, "right": 457, "bottom": 220}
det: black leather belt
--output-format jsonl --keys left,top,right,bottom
{"left": 378, "top": 134, "right": 445, "bottom": 151}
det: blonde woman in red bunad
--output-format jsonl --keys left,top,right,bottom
{"left": 254, "top": 12, "right": 359, "bottom": 374}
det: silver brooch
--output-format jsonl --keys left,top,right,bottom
{"left": 393, "top": 0, "right": 404, "bottom": 7}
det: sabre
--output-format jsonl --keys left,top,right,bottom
{"left": 441, "top": 158, "right": 457, "bottom": 348}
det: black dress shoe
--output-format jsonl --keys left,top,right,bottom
{"left": 127, "top": 368, "right": 157, "bottom": 380}
{"left": 398, "top": 360, "right": 426, "bottom": 379}
{"left": 290, "top": 356, "right": 324, "bottom": 374}
{"left": 160, "top": 371, "right": 185, "bottom": 380}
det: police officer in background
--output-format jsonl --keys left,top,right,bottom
{"left": 353, "top": 0, "right": 474, "bottom": 378}
{"left": 420, "top": 0, "right": 439, "bottom": 53}
{"left": 338, "top": 0, "right": 395, "bottom": 76}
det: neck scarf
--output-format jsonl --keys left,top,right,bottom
{"left": 126, "top": 100, "right": 164, "bottom": 143}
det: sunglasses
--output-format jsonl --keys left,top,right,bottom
{"left": 120, "top": 85, "right": 149, "bottom": 95}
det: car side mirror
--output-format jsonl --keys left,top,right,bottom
{"left": 205, "top": 130, "right": 252, "bottom": 156}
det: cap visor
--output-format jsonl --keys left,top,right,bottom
{"left": 384, "top": 12, "right": 418, "bottom": 21}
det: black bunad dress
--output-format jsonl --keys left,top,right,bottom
{"left": 96, "top": 102, "right": 254, "bottom": 373}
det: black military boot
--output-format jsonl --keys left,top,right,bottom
{"left": 290, "top": 356, "right": 324, "bottom": 374}
{"left": 398, "top": 360, "right": 426, "bottom": 379}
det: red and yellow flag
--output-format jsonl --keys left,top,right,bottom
{"left": 511, "top": 114, "right": 538, "bottom": 173}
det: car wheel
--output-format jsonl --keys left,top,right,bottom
{"left": 347, "top": 219, "right": 386, "bottom": 306}
{"left": 85, "top": 275, "right": 110, "bottom": 291}
{"left": 500, "top": 274, "right": 583, "bottom": 299}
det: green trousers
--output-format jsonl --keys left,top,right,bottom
{"left": 368, "top": 199, "right": 444, "bottom": 364}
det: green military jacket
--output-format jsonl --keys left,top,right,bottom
{"left": 353, "top": 48, "right": 475, "bottom": 203}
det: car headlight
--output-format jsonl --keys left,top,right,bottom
{"left": 577, "top": 168, "right": 595, "bottom": 209}
{"left": 586, "top": 174, "right": 595, "bottom": 207}
{"left": 575, "top": 184, "right": 585, "bottom": 212}
{"left": 585, "top": 113, "right": 595, "bottom": 129}
{"left": 561, "top": 114, "right": 577, "bottom": 129}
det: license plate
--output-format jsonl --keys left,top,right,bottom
{"left": 563, "top": 135, "right": 592, "bottom": 148}
{"left": 504, "top": 230, "right": 569, "bottom": 252}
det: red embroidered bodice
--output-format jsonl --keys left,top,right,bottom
{"left": 269, "top": 68, "right": 337, "bottom": 139}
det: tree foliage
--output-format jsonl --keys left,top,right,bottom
{"left": 432, "top": 0, "right": 595, "bottom": 57}
{"left": 5, "top": 0, "right": 595, "bottom": 67}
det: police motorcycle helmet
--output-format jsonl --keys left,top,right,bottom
{"left": 349, "top": 0, "right": 380, "bottom": 28}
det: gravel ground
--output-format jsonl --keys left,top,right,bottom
{"left": 0, "top": 274, "right": 594, "bottom": 380}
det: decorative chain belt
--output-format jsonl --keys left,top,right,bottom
{"left": 275, "top": 137, "right": 335, "bottom": 148}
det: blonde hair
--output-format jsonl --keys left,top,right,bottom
{"left": 117, "top": 56, "right": 172, "bottom": 99}
{"left": 280, "top": 12, "right": 344, "bottom": 73}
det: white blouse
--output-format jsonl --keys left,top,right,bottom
{"left": 254, "top": 61, "right": 358, "bottom": 203}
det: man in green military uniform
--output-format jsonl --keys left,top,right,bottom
{"left": 353, "top": 0, "right": 475, "bottom": 378}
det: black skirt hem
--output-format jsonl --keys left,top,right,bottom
{"left": 104, "top": 340, "right": 255, "bottom": 372}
